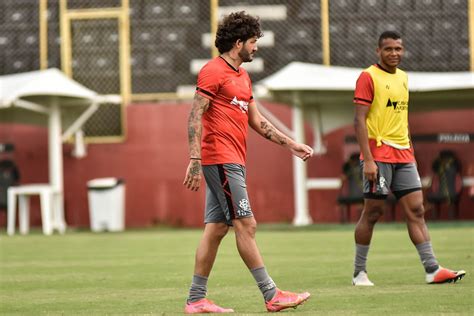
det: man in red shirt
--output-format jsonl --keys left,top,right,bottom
{"left": 183, "top": 11, "right": 313, "bottom": 314}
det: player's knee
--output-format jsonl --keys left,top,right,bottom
{"left": 366, "top": 206, "right": 384, "bottom": 224}
{"left": 234, "top": 217, "right": 257, "bottom": 238}
{"left": 213, "top": 223, "right": 230, "bottom": 239}
{"left": 408, "top": 203, "right": 425, "bottom": 220}
{"left": 245, "top": 219, "right": 257, "bottom": 237}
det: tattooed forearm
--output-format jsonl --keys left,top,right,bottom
{"left": 188, "top": 126, "right": 197, "bottom": 144}
{"left": 187, "top": 94, "right": 209, "bottom": 158}
{"left": 261, "top": 121, "right": 272, "bottom": 139}
{"left": 260, "top": 121, "right": 288, "bottom": 145}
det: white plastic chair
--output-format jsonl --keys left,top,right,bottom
{"left": 7, "top": 184, "right": 66, "bottom": 235}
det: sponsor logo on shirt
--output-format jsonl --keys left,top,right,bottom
{"left": 386, "top": 98, "right": 408, "bottom": 112}
{"left": 231, "top": 96, "right": 249, "bottom": 113}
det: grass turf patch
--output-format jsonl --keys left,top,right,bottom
{"left": 1, "top": 223, "right": 472, "bottom": 315}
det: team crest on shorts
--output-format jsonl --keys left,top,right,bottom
{"left": 379, "top": 176, "right": 386, "bottom": 188}
{"left": 237, "top": 198, "right": 252, "bottom": 217}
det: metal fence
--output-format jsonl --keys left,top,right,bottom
{"left": 0, "top": 0, "right": 472, "bottom": 140}
{"left": 328, "top": 0, "right": 470, "bottom": 71}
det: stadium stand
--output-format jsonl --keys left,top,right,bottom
{"left": 375, "top": 20, "right": 401, "bottom": 36}
{"left": 67, "top": 0, "right": 121, "bottom": 9}
{"left": 2, "top": 0, "right": 470, "bottom": 77}
{"left": 358, "top": 0, "right": 385, "bottom": 13}
{"left": 414, "top": 0, "right": 441, "bottom": 12}
{"left": 386, "top": 0, "right": 412, "bottom": 13}
{"left": 295, "top": 0, "right": 320, "bottom": 20}
{"left": 329, "top": 0, "right": 358, "bottom": 16}
{"left": 0, "top": 0, "right": 471, "bottom": 136}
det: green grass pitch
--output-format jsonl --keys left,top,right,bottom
{"left": 1, "top": 222, "right": 473, "bottom": 315}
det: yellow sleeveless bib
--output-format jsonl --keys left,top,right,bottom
{"left": 365, "top": 65, "right": 410, "bottom": 149}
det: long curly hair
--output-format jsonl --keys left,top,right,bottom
{"left": 215, "top": 11, "right": 263, "bottom": 54}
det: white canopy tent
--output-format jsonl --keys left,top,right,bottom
{"left": 0, "top": 68, "right": 120, "bottom": 234}
{"left": 257, "top": 62, "right": 474, "bottom": 225}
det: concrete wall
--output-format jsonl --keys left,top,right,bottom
{"left": 1, "top": 103, "right": 473, "bottom": 229}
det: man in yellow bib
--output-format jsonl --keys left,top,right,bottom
{"left": 352, "top": 31, "right": 466, "bottom": 286}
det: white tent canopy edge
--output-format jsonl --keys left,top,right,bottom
{"left": 0, "top": 68, "right": 121, "bottom": 234}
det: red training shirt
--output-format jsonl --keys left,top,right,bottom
{"left": 196, "top": 56, "right": 254, "bottom": 166}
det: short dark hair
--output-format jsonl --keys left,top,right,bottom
{"left": 215, "top": 11, "right": 263, "bottom": 54}
{"left": 378, "top": 31, "right": 402, "bottom": 47}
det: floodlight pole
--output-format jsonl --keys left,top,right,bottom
{"left": 292, "top": 92, "right": 313, "bottom": 226}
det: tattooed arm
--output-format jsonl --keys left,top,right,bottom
{"left": 183, "top": 93, "right": 210, "bottom": 191}
{"left": 248, "top": 101, "right": 313, "bottom": 161}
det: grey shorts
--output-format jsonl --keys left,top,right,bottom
{"left": 202, "top": 163, "right": 253, "bottom": 226}
{"left": 361, "top": 161, "right": 422, "bottom": 200}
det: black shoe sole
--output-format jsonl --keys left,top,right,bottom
{"left": 429, "top": 272, "right": 466, "bottom": 284}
